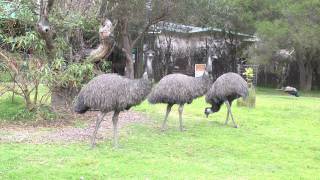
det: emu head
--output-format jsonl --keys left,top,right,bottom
{"left": 204, "top": 105, "right": 220, "bottom": 118}
{"left": 143, "top": 50, "right": 155, "bottom": 80}
{"left": 204, "top": 99, "right": 221, "bottom": 118}
{"left": 205, "top": 55, "right": 213, "bottom": 74}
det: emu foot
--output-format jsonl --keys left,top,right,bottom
{"left": 90, "top": 142, "right": 97, "bottom": 149}
{"left": 112, "top": 144, "right": 121, "bottom": 149}
{"left": 161, "top": 128, "right": 168, "bottom": 132}
{"left": 161, "top": 125, "right": 168, "bottom": 131}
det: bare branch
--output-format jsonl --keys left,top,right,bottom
{"left": 131, "top": 13, "right": 168, "bottom": 48}
{"left": 37, "top": 0, "right": 55, "bottom": 59}
{"left": 47, "top": 0, "right": 55, "bottom": 14}
{"left": 0, "top": 50, "right": 19, "bottom": 74}
{"left": 122, "top": 48, "right": 132, "bottom": 61}
{"left": 1, "top": 83, "right": 24, "bottom": 96}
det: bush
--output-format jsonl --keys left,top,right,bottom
{"left": 0, "top": 71, "right": 11, "bottom": 82}
{"left": 237, "top": 84, "right": 256, "bottom": 108}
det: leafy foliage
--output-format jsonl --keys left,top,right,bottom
{"left": 0, "top": 0, "right": 109, "bottom": 112}
{"left": 243, "top": 67, "right": 254, "bottom": 83}
{"left": 45, "top": 59, "right": 94, "bottom": 88}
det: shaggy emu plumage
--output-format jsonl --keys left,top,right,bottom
{"left": 148, "top": 56, "right": 213, "bottom": 131}
{"left": 74, "top": 50, "right": 154, "bottom": 147}
{"left": 281, "top": 86, "right": 299, "bottom": 97}
{"left": 204, "top": 72, "right": 248, "bottom": 128}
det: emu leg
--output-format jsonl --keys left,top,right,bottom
{"left": 91, "top": 112, "right": 106, "bottom": 148}
{"left": 112, "top": 110, "right": 120, "bottom": 148}
{"left": 178, "top": 104, "right": 185, "bottom": 131}
{"left": 224, "top": 107, "right": 230, "bottom": 125}
{"left": 162, "top": 104, "right": 173, "bottom": 131}
{"left": 224, "top": 100, "right": 232, "bottom": 125}
{"left": 225, "top": 101, "right": 238, "bottom": 128}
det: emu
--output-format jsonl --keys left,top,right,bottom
{"left": 148, "top": 55, "right": 213, "bottom": 131}
{"left": 204, "top": 72, "right": 248, "bottom": 128}
{"left": 74, "top": 50, "right": 154, "bottom": 148}
{"left": 281, "top": 86, "right": 299, "bottom": 97}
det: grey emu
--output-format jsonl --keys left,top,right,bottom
{"left": 281, "top": 86, "right": 299, "bottom": 97}
{"left": 74, "top": 50, "right": 154, "bottom": 148}
{"left": 204, "top": 72, "right": 248, "bottom": 128}
{"left": 148, "top": 56, "right": 213, "bottom": 131}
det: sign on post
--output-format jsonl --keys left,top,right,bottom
{"left": 195, "top": 64, "right": 206, "bottom": 77}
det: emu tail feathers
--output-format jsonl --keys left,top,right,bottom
{"left": 74, "top": 94, "right": 89, "bottom": 114}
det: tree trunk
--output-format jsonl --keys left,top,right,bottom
{"left": 11, "top": 75, "right": 16, "bottom": 102}
{"left": 51, "top": 87, "right": 79, "bottom": 111}
{"left": 120, "top": 17, "right": 134, "bottom": 79}
{"left": 36, "top": 0, "right": 116, "bottom": 111}
{"left": 298, "top": 61, "right": 313, "bottom": 91}
{"left": 278, "top": 64, "right": 289, "bottom": 88}
{"left": 134, "top": 41, "right": 145, "bottom": 78}
{"left": 24, "top": 93, "right": 34, "bottom": 111}
{"left": 34, "top": 83, "right": 39, "bottom": 105}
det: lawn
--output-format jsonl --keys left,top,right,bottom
{"left": 0, "top": 88, "right": 320, "bottom": 179}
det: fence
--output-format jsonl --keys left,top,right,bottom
{"left": 237, "top": 64, "right": 259, "bottom": 86}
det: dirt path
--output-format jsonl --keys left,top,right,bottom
{"left": 0, "top": 111, "right": 149, "bottom": 144}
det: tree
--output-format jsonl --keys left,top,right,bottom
{"left": 250, "top": 0, "right": 320, "bottom": 90}
{"left": 170, "top": 0, "right": 258, "bottom": 74}
{"left": 0, "top": 0, "right": 176, "bottom": 111}
{"left": 34, "top": 0, "right": 117, "bottom": 110}
{"left": 0, "top": 0, "right": 49, "bottom": 110}
{"left": 104, "top": 0, "right": 174, "bottom": 79}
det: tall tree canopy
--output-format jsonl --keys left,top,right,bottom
{"left": 249, "top": 0, "right": 320, "bottom": 90}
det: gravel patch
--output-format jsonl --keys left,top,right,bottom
{"left": 0, "top": 111, "right": 149, "bottom": 144}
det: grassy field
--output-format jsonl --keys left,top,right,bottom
{"left": 0, "top": 88, "right": 320, "bottom": 179}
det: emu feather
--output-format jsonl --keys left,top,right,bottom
{"left": 148, "top": 56, "right": 214, "bottom": 131}
{"left": 205, "top": 72, "right": 248, "bottom": 128}
{"left": 74, "top": 50, "right": 155, "bottom": 147}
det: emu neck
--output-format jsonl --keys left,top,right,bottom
{"left": 137, "top": 78, "right": 152, "bottom": 90}
{"left": 212, "top": 99, "right": 224, "bottom": 112}
{"left": 125, "top": 78, "right": 152, "bottom": 110}
{"left": 200, "top": 73, "right": 212, "bottom": 90}
{"left": 190, "top": 75, "right": 212, "bottom": 98}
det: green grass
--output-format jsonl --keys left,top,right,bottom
{"left": 0, "top": 84, "right": 49, "bottom": 122}
{"left": 0, "top": 96, "right": 26, "bottom": 120}
{"left": 0, "top": 88, "right": 320, "bottom": 179}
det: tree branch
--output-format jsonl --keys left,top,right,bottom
{"left": 131, "top": 12, "right": 168, "bottom": 48}
{"left": 47, "top": 0, "right": 55, "bottom": 14}
{"left": 37, "top": 0, "right": 55, "bottom": 60}
{"left": 87, "top": 18, "right": 116, "bottom": 62}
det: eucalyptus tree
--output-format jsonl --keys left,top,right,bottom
{"left": 35, "top": 0, "right": 176, "bottom": 109}
{"left": 250, "top": 0, "right": 320, "bottom": 90}
{"left": 102, "top": 0, "right": 175, "bottom": 79}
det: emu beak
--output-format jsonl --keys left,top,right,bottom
{"left": 204, "top": 108, "right": 212, "bottom": 118}
{"left": 205, "top": 111, "right": 209, "bottom": 118}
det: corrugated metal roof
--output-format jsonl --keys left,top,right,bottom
{"left": 150, "top": 22, "right": 258, "bottom": 41}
